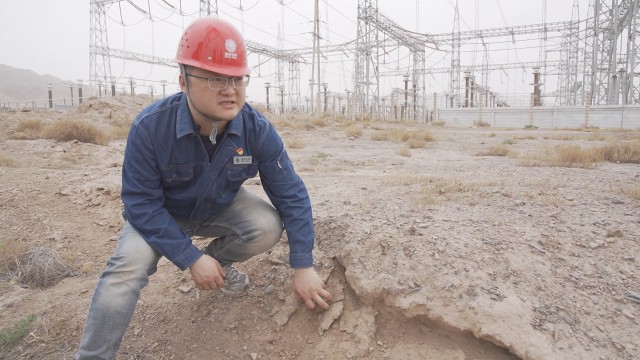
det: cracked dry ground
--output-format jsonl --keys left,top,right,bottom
{"left": 0, "top": 107, "right": 639, "bottom": 359}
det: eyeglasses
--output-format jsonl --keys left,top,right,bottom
{"left": 185, "top": 73, "right": 250, "bottom": 90}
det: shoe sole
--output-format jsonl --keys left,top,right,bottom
{"left": 220, "top": 285, "right": 250, "bottom": 295}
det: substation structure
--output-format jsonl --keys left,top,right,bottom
{"left": 89, "top": 0, "right": 640, "bottom": 122}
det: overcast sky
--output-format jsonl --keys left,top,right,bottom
{"left": 0, "top": 0, "right": 588, "bottom": 104}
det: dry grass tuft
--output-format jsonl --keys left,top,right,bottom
{"left": 621, "top": 185, "right": 640, "bottom": 200}
{"left": 0, "top": 241, "right": 75, "bottom": 289}
{"left": 311, "top": 117, "right": 328, "bottom": 127}
{"left": 42, "top": 118, "right": 109, "bottom": 145}
{"left": 548, "top": 145, "right": 600, "bottom": 168}
{"left": 0, "top": 154, "right": 16, "bottom": 167}
{"left": 527, "top": 140, "right": 640, "bottom": 168}
{"left": 596, "top": 140, "right": 640, "bottom": 163}
{"left": 8, "top": 119, "right": 45, "bottom": 140}
{"left": 271, "top": 119, "right": 295, "bottom": 129}
{"left": 477, "top": 145, "right": 514, "bottom": 157}
{"left": 388, "top": 175, "right": 475, "bottom": 205}
{"left": 474, "top": 120, "right": 491, "bottom": 128}
{"left": 397, "top": 146, "right": 411, "bottom": 157}
{"left": 105, "top": 125, "right": 131, "bottom": 141}
{"left": 345, "top": 125, "right": 363, "bottom": 138}
{"left": 372, "top": 128, "right": 435, "bottom": 146}
{"left": 285, "top": 137, "right": 306, "bottom": 149}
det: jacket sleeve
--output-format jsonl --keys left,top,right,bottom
{"left": 121, "top": 121, "right": 202, "bottom": 271}
{"left": 255, "top": 123, "right": 315, "bottom": 268}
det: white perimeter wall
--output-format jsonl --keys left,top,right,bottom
{"left": 434, "top": 106, "right": 640, "bottom": 129}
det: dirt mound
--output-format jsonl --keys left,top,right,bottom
{"left": 0, "top": 106, "right": 638, "bottom": 359}
{"left": 76, "top": 94, "right": 154, "bottom": 127}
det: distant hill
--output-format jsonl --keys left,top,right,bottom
{"left": 0, "top": 64, "right": 77, "bottom": 104}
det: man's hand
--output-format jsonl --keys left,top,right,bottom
{"left": 292, "top": 267, "right": 332, "bottom": 310}
{"left": 189, "top": 254, "right": 225, "bottom": 291}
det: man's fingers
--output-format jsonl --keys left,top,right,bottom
{"left": 319, "top": 289, "right": 332, "bottom": 301}
{"left": 314, "top": 294, "right": 330, "bottom": 310}
{"left": 304, "top": 297, "right": 316, "bottom": 310}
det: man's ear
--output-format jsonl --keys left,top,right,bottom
{"left": 178, "top": 74, "right": 187, "bottom": 93}
{"left": 178, "top": 64, "right": 188, "bottom": 93}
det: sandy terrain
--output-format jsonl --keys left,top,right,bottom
{"left": 0, "top": 96, "right": 639, "bottom": 359}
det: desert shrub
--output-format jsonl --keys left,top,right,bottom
{"left": 271, "top": 119, "right": 295, "bottom": 129}
{"left": 533, "top": 141, "right": 640, "bottom": 168}
{"left": 371, "top": 131, "right": 389, "bottom": 141}
{"left": 406, "top": 138, "right": 427, "bottom": 149}
{"left": 388, "top": 128, "right": 412, "bottom": 142}
{"left": 477, "top": 145, "right": 512, "bottom": 156}
{"left": 0, "top": 241, "right": 75, "bottom": 289}
{"left": 550, "top": 145, "right": 600, "bottom": 168}
{"left": 105, "top": 124, "right": 131, "bottom": 141}
{"left": 397, "top": 146, "right": 411, "bottom": 157}
{"left": 9, "top": 118, "right": 44, "bottom": 140}
{"left": 0, "top": 314, "right": 37, "bottom": 348}
{"left": 474, "top": 120, "right": 491, "bottom": 128}
{"left": 622, "top": 185, "right": 640, "bottom": 200}
{"left": 371, "top": 127, "right": 434, "bottom": 145}
{"left": 311, "top": 117, "right": 328, "bottom": 127}
{"left": 42, "top": 118, "right": 108, "bottom": 145}
{"left": 0, "top": 239, "right": 28, "bottom": 276}
{"left": 0, "top": 154, "right": 15, "bottom": 167}
{"left": 345, "top": 125, "right": 363, "bottom": 138}
{"left": 596, "top": 140, "right": 640, "bottom": 163}
{"left": 286, "top": 137, "right": 305, "bottom": 149}
{"left": 411, "top": 129, "right": 435, "bottom": 143}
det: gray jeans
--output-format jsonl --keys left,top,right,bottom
{"left": 75, "top": 188, "right": 283, "bottom": 360}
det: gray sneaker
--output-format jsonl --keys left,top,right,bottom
{"left": 221, "top": 264, "right": 250, "bottom": 294}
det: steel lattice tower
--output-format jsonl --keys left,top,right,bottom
{"left": 583, "top": 0, "right": 640, "bottom": 105}
{"left": 89, "top": 0, "right": 115, "bottom": 97}
{"left": 354, "top": 0, "right": 380, "bottom": 118}
{"left": 199, "top": 0, "right": 217, "bottom": 17}
{"left": 624, "top": 1, "right": 640, "bottom": 103}
{"left": 556, "top": 0, "right": 581, "bottom": 105}
{"left": 449, "top": 1, "right": 461, "bottom": 108}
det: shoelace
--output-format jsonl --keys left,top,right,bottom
{"left": 224, "top": 266, "right": 240, "bottom": 281}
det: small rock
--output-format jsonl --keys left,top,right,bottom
{"left": 250, "top": 353, "right": 258, "bottom": 360}
{"left": 606, "top": 229, "right": 623, "bottom": 238}
{"left": 178, "top": 284, "right": 193, "bottom": 293}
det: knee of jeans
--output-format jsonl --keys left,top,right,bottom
{"left": 103, "top": 242, "right": 158, "bottom": 286}
{"left": 259, "top": 208, "right": 283, "bottom": 238}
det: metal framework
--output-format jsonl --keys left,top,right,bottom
{"left": 89, "top": 0, "right": 640, "bottom": 120}
{"left": 583, "top": 0, "right": 640, "bottom": 105}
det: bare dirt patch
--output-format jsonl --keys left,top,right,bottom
{"left": 0, "top": 99, "right": 639, "bottom": 359}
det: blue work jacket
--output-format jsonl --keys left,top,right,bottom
{"left": 121, "top": 93, "right": 314, "bottom": 270}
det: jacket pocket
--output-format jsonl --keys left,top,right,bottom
{"left": 226, "top": 163, "right": 259, "bottom": 182}
{"left": 160, "top": 165, "right": 194, "bottom": 187}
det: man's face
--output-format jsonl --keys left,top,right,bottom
{"left": 180, "top": 66, "right": 247, "bottom": 123}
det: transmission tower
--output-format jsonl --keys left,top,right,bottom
{"left": 199, "top": 0, "right": 218, "bottom": 17}
{"left": 556, "top": 0, "right": 581, "bottom": 105}
{"left": 354, "top": 1, "right": 428, "bottom": 120}
{"left": 583, "top": 0, "right": 640, "bottom": 105}
{"left": 449, "top": 0, "right": 461, "bottom": 108}
{"left": 624, "top": 0, "right": 640, "bottom": 103}
{"left": 354, "top": 0, "right": 380, "bottom": 118}
{"left": 89, "top": 0, "right": 116, "bottom": 96}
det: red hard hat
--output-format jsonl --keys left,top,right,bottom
{"left": 176, "top": 17, "right": 250, "bottom": 76}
